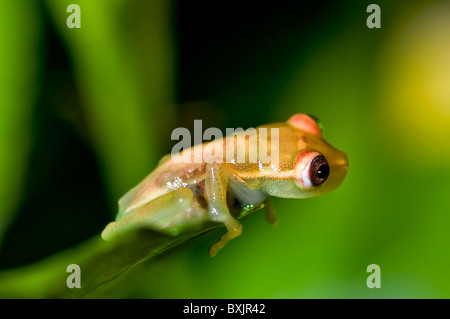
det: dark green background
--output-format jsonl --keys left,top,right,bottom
{"left": 0, "top": 0, "right": 449, "bottom": 298}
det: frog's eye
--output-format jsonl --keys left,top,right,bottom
{"left": 308, "top": 155, "right": 329, "bottom": 186}
{"left": 287, "top": 114, "right": 322, "bottom": 137}
{"left": 295, "top": 151, "right": 330, "bottom": 189}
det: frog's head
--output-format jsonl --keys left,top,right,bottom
{"left": 263, "top": 114, "right": 348, "bottom": 199}
{"left": 289, "top": 113, "right": 348, "bottom": 198}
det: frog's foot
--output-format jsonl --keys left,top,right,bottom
{"left": 102, "top": 187, "right": 194, "bottom": 241}
{"left": 208, "top": 217, "right": 242, "bottom": 257}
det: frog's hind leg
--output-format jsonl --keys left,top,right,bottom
{"left": 205, "top": 163, "right": 243, "bottom": 257}
{"left": 102, "top": 187, "right": 194, "bottom": 241}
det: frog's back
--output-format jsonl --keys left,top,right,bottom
{"left": 116, "top": 128, "right": 273, "bottom": 221}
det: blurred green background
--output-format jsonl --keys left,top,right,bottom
{"left": 1, "top": 0, "right": 450, "bottom": 298}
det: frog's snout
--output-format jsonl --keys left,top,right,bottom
{"left": 328, "top": 150, "right": 348, "bottom": 189}
{"left": 337, "top": 152, "right": 349, "bottom": 172}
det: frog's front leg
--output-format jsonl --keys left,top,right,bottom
{"left": 205, "top": 162, "right": 242, "bottom": 257}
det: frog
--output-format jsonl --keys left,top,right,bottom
{"left": 101, "top": 114, "right": 348, "bottom": 256}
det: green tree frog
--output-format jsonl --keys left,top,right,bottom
{"left": 101, "top": 114, "right": 348, "bottom": 256}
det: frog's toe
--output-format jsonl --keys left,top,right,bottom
{"left": 208, "top": 218, "right": 242, "bottom": 257}
{"left": 264, "top": 198, "right": 277, "bottom": 225}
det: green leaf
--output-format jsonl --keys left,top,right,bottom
{"left": 0, "top": 1, "right": 42, "bottom": 243}
{"left": 0, "top": 204, "right": 265, "bottom": 298}
{"left": 44, "top": 0, "right": 175, "bottom": 201}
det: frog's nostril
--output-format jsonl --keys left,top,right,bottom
{"left": 342, "top": 157, "right": 349, "bottom": 171}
